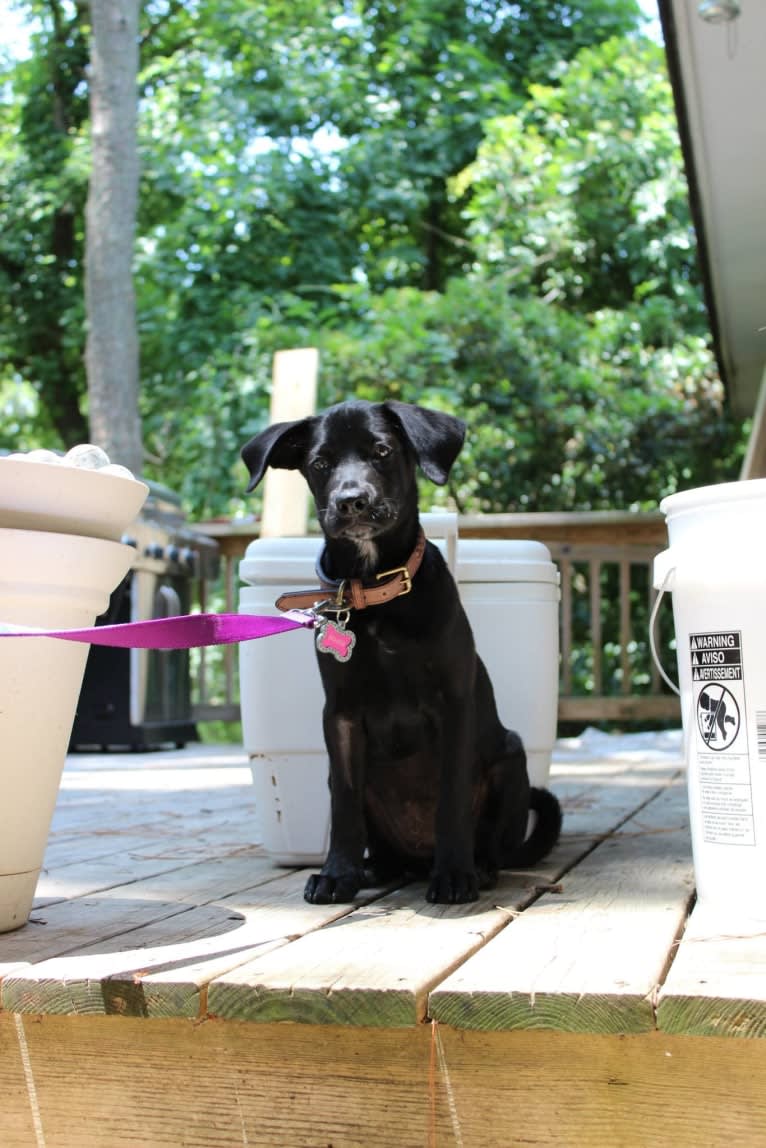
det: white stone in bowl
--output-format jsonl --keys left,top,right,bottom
{"left": 0, "top": 457, "right": 149, "bottom": 541}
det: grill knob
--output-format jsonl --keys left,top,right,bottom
{"left": 179, "top": 547, "right": 199, "bottom": 574}
{"left": 145, "top": 542, "right": 164, "bottom": 560}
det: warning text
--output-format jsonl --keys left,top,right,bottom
{"left": 690, "top": 631, "right": 742, "bottom": 683}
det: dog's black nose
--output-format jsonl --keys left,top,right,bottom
{"left": 334, "top": 490, "right": 370, "bottom": 518}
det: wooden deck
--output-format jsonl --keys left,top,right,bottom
{"left": 3, "top": 733, "right": 766, "bottom": 1146}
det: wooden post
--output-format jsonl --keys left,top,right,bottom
{"left": 260, "top": 349, "right": 319, "bottom": 538}
{"left": 740, "top": 364, "right": 766, "bottom": 479}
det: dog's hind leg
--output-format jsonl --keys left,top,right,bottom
{"left": 427, "top": 705, "right": 482, "bottom": 904}
{"left": 475, "top": 730, "right": 530, "bottom": 884}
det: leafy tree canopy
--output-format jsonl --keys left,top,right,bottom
{"left": 315, "top": 280, "right": 737, "bottom": 514}
{"left": 0, "top": 2, "right": 747, "bottom": 518}
{"left": 456, "top": 37, "right": 704, "bottom": 332}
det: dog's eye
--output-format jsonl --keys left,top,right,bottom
{"left": 373, "top": 443, "right": 392, "bottom": 460}
{"left": 311, "top": 456, "right": 330, "bottom": 472}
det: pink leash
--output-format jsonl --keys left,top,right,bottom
{"left": 0, "top": 610, "right": 315, "bottom": 649}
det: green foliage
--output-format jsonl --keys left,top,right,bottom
{"left": 315, "top": 279, "right": 744, "bottom": 513}
{"left": 0, "top": 5, "right": 748, "bottom": 522}
{"left": 0, "top": 2, "right": 90, "bottom": 447}
{"left": 457, "top": 37, "right": 703, "bottom": 326}
{"left": 313, "top": 0, "right": 643, "bottom": 290}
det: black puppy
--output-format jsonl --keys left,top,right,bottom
{"left": 241, "top": 399, "right": 561, "bottom": 904}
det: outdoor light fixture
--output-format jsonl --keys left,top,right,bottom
{"left": 698, "top": 0, "right": 741, "bottom": 22}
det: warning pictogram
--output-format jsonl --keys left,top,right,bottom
{"left": 696, "top": 683, "right": 740, "bottom": 751}
{"left": 690, "top": 631, "right": 742, "bottom": 682}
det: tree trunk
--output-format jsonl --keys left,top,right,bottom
{"left": 84, "top": 0, "right": 143, "bottom": 475}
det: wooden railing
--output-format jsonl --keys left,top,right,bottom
{"left": 191, "top": 511, "right": 679, "bottom": 727}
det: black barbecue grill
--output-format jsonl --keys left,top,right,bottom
{"left": 69, "top": 482, "right": 220, "bottom": 751}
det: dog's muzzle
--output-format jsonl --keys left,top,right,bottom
{"left": 324, "top": 484, "right": 393, "bottom": 539}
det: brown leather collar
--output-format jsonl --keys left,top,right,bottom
{"left": 275, "top": 528, "right": 427, "bottom": 613}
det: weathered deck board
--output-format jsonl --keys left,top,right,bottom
{"left": 428, "top": 776, "right": 693, "bottom": 1033}
{"left": 207, "top": 879, "right": 522, "bottom": 1028}
{"left": 4, "top": 1017, "right": 766, "bottom": 1148}
{"left": 204, "top": 764, "right": 682, "bottom": 1028}
{"left": 1, "top": 852, "right": 279, "bottom": 966}
{"left": 38, "top": 812, "right": 263, "bottom": 898}
{"left": 2, "top": 868, "right": 391, "bottom": 1017}
{"left": 0, "top": 750, "right": 270, "bottom": 988}
{"left": 6, "top": 737, "right": 766, "bottom": 1144}
{"left": 49, "top": 753, "right": 666, "bottom": 1024}
{"left": 656, "top": 901, "right": 766, "bottom": 1038}
{"left": 0, "top": 751, "right": 683, "bottom": 1028}
{"left": 36, "top": 831, "right": 267, "bottom": 908}
{"left": 39, "top": 748, "right": 261, "bottom": 891}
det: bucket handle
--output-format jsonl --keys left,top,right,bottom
{"left": 649, "top": 566, "right": 681, "bottom": 697}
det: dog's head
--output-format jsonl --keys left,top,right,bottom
{"left": 241, "top": 399, "right": 465, "bottom": 546}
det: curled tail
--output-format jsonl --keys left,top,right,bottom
{"left": 503, "top": 787, "right": 562, "bottom": 869}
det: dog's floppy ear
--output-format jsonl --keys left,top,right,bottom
{"left": 241, "top": 417, "right": 314, "bottom": 493}
{"left": 384, "top": 401, "right": 466, "bottom": 486}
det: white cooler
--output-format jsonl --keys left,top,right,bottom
{"left": 456, "top": 539, "right": 559, "bottom": 787}
{"left": 239, "top": 526, "right": 559, "bottom": 864}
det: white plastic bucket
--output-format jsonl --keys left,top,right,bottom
{"left": 654, "top": 478, "right": 766, "bottom": 914}
{"left": 239, "top": 526, "right": 559, "bottom": 865}
{"left": 0, "top": 529, "right": 135, "bottom": 931}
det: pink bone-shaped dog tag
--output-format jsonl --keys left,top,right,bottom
{"left": 315, "top": 620, "right": 356, "bottom": 663}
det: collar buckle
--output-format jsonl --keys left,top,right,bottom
{"left": 375, "top": 565, "right": 412, "bottom": 596}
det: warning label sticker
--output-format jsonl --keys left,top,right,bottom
{"left": 691, "top": 631, "right": 742, "bottom": 681}
{"left": 689, "top": 631, "right": 754, "bottom": 845}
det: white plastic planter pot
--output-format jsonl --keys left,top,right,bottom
{"left": 0, "top": 528, "right": 135, "bottom": 931}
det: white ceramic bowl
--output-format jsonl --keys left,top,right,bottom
{"left": 0, "top": 457, "right": 149, "bottom": 541}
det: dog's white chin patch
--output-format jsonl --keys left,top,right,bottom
{"left": 354, "top": 538, "right": 379, "bottom": 572}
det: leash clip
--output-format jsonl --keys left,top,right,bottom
{"left": 311, "top": 597, "right": 350, "bottom": 623}
{"left": 334, "top": 579, "right": 348, "bottom": 608}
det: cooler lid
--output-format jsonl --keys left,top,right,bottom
{"left": 241, "top": 534, "right": 558, "bottom": 586}
{"left": 240, "top": 536, "right": 323, "bottom": 584}
{"left": 455, "top": 539, "right": 558, "bottom": 583}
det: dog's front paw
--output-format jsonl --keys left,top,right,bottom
{"left": 304, "top": 869, "right": 363, "bottom": 904}
{"left": 426, "top": 869, "right": 479, "bottom": 904}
